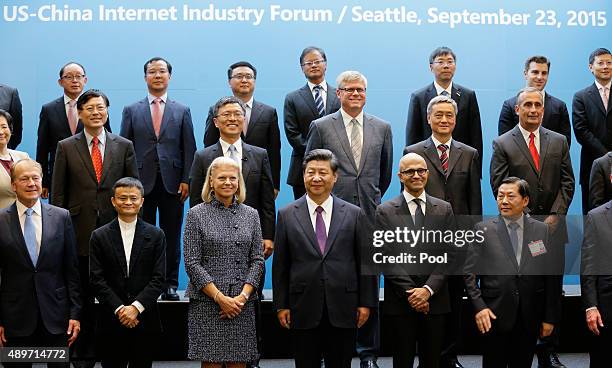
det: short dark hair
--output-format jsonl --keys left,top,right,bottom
{"left": 589, "top": 48, "right": 612, "bottom": 65}
{"left": 0, "top": 109, "right": 13, "bottom": 132}
{"left": 429, "top": 46, "right": 456, "bottom": 64}
{"left": 302, "top": 149, "right": 339, "bottom": 173}
{"left": 144, "top": 57, "right": 172, "bottom": 75}
{"left": 227, "top": 61, "right": 257, "bottom": 80}
{"left": 59, "top": 61, "right": 86, "bottom": 78}
{"left": 500, "top": 176, "right": 530, "bottom": 198}
{"left": 77, "top": 89, "right": 110, "bottom": 111}
{"left": 212, "top": 96, "right": 246, "bottom": 117}
{"left": 300, "top": 46, "right": 327, "bottom": 65}
{"left": 113, "top": 177, "right": 144, "bottom": 196}
{"left": 524, "top": 55, "right": 550, "bottom": 72}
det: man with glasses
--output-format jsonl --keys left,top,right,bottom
{"left": 405, "top": 46, "right": 483, "bottom": 178}
{"left": 284, "top": 46, "right": 341, "bottom": 199}
{"left": 306, "top": 70, "right": 392, "bottom": 368}
{"left": 37, "top": 62, "right": 111, "bottom": 198}
{"left": 204, "top": 61, "right": 281, "bottom": 198}
{"left": 120, "top": 57, "right": 196, "bottom": 301}
{"left": 51, "top": 89, "right": 138, "bottom": 368}
{"left": 572, "top": 48, "right": 612, "bottom": 215}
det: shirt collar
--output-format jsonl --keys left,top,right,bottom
{"left": 308, "top": 80, "right": 327, "bottom": 93}
{"left": 118, "top": 217, "right": 137, "bottom": 230}
{"left": 502, "top": 214, "right": 524, "bottom": 229}
{"left": 243, "top": 97, "right": 254, "bottom": 109}
{"left": 402, "top": 190, "right": 427, "bottom": 206}
{"left": 518, "top": 123, "right": 539, "bottom": 141}
{"left": 148, "top": 93, "right": 168, "bottom": 104}
{"left": 431, "top": 135, "right": 452, "bottom": 149}
{"left": 340, "top": 109, "right": 364, "bottom": 128}
{"left": 16, "top": 199, "right": 42, "bottom": 217}
{"left": 306, "top": 194, "right": 333, "bottom": 215}
{"left": 595, "top": 79, "right": 612, "bottom": 91}
{"left": 434, "top": 81, "right": 453, "bottom": 96}
{"left": 63, "top": 94, "right": 80, "bottom": 104}
{"left": 219, "top": 137, "right": 243, "bottom": 155}
{"left": 84, "top": 128, "right": 106, "bottom": 146}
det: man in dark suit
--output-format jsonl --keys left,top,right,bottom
{"left": 203, "top": 61, "right": 281, "bottom": 196}
{"left": 404, "top": 95, "right": 481, "bottom": 368}
{"left": 306, "top": 70, "right": 391, "bottom": 367}
{"left": 581, "top": 199, "right": 612, "bottom": 368}
{"left": 90, "top": 177, "right": 165, "bottom": 368}
{"left": 465, "top": 177, "right": 560, "bottom": 368}
{"left": 37, "top": 62, "right": 112, "bottom": 198}
{"left": 0, "top": 159, "right": 81, "bottom": 368}
{"left": 120, "top": 57, "right": 196, "bottom": 301}
{"left": 498, "top": 55, "right": 571, "bottom": 146}
{"left": 284, "top": 46, "right": 341, "bottom": 199}
{"left": 405, "top": 46, "right": 482, "bottom": 174}
{"left": 377, "top": 152, "right": 454, "bottom": 368}
{"left": 490, "top": 87, "right": 574, "bottom": 368}
{"left": 0, "top": 83, "right": 22, "bottom": 149}
{"left": 589, "top": 152, "right": 612, "bottom": 210}
{"left": 51, "top": 89, "right": 138, "bottom": 367}
{"left": 573, "top": 48, "right": 612, "bottom": 214}
{"left": 272, "top": 149, "right": 377, "bottom": 368}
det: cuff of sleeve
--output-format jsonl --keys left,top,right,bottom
{"left": 114, "top": 304, "right": 125, "bottom": 315}
{"left": 132, "top": 301, "right": 145, "bottom": 313}
{"left": 586, "top": 306, "right": 598, "bottom": 312}
{"left": 424, "top": 285, "right": 434, "bottom": 296}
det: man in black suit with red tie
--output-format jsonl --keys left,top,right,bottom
{"left": 572, "top": 48, "right": 612, "bottom": 214}
{"left": 37, "top": 62, "right": 111, "bottom": 198}
{"left": 498, "top": 55, "right": 571, "bottom": 146}
{"left": 90, "top": 177, "right": 165, "bottom": 368}
{"left": 0, "top": 159, "right": 82, "bottom": 368}
{"left": 284, "top": 46, "right": 341, "bottom": 199}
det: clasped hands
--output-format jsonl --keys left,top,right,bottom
{"left": 217, "top": 292, "right": 248, "bottom": 319}
{"left": 406, "top": 287, "right": 431, "bottom": 314}
{"left": 116, "top": 305, "right": 140, "bottom": 328}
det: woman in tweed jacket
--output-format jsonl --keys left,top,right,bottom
{"left": 184, "top": 156, "right": 264, "bottom": 367}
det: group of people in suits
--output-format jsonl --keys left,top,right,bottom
{"left": 0, "top": 43, "right": 610, "bottom": 368}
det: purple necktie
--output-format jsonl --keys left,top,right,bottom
{"left": 315, "top": 206, "right": 327, "bottom": 253}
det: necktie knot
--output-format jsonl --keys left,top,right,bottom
{"left": 314, "top": 85, "right": 322, "bottom": 91}
{"left": 315, "top": 206, "right": 324, "bottom": 214}
{"left": 437, "top": 144, "right": 448, "bottom": 153}
{"left": 529, "top": 132, "right": 535, "bottom": 140}
{"left": 154, "top": 97, "right": 162, "bottom": 105}
{"left": 26, "top": 208, "right": 33, "bottom": 217}
{"left": 508, "top": 222, "right": 519, "bottom": 230}
{"left": 92, "top": 136, "right": 99, "bottom": 145}
{"left": 440, "top": 90, "right": 450, "bottom": 96}
{"left": 69, "top": 99, "right": 76, "bottom": 108}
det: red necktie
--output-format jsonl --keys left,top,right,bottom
{"left": 152, "top": 98, "right": 162, "bottom": 137}
{"left": 438, "top": 144, "right": 449, "bottom": 174}
{"left": 91, "top": 136, "right": 103, "bottom": 183}
{"left": 528, "top": 133, "right": 540, "bottom": 171}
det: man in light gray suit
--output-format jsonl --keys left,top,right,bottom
{"left": 305, "top": 70, "right": 392, "bottom": 368}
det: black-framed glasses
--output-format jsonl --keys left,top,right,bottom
{"left": 338, "top": 87, "right": 366, "bottom": 94}
{"left": 400, "top": 168, "right": 428, "bottom": 176}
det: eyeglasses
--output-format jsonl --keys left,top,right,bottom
{"left": 230, "top": 74, "right": 255, "bottom": 81}
{"left": 83, "top": 105, "right": 107, "bottom": 113}
{"left": 431, "top": 60, "right": 456, "bottom": 66}
{"left": 217, "top": 111, "right": 244, "bottom": 119}
{"left": 61, "top": 74, "right": 85, "bottom": 81}
{"left": 339, "top": 87, "right": 366, "bottom": 94}
{"left": 301, "top": 59, "right": 326, "bottom": 67}
{"left": 400, "top": 168, "right": 428, "bottom": 177}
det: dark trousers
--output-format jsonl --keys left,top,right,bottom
{"left": 3, "top": 313, "right": 69, "bottom": 368}
{"left": 70, "top": 256, "right": 95, "bottom": 368}
{"left": 440, "top": 276, "right": 464, "bottom": 364}
{"left": 482, "top": 314, "right": 538, "bottom": 368}
{"left": 143, "top": 172, "right": 183, "bottom": 289}
{"left": 292, "top": 310, "right": 356, "bottom": 368}
{"left": 98, "top": 326, "right": 158, "bottom": 368}
{"left": 581, "top": 183, "right": 590, "bottom": 215}
{"left": 389, "top": 313, "right": 445, "bottom": 368}
{"left": 356, "top": 307, "right": 379, "bottom": 361}
{"left": 292, "top": 185, "right": 306, "bottom": 200}
{"left": 589, "top": 324, "right": 612, "bottom": 368}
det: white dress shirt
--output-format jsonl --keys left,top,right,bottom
{"left": 306, "top": 194, "right": 333, "bottom": 236}
{"left": 434, "top": 81, "right": 453, "bottom": 96}
{"left": 308, "top": 80, "right": 328, "bottom": 110}
{"left": 339, "top": 108, "right": 364, "bottom": 148}
{"left": 83, "top": 129, "right": 106, "bottom": 161}
{"left": 244, "top": 96, "right": 253, "bottom": 127}
{"left": 16, "top": 199, "right": 42, "bottom": 255}
{"left": 518, "top": 124, "right": 540, "bottom": 154}
{"left": 114, "top": 218, "right": 145, "bottom": 314}
{"left": 219, "top": 137, "right": 243, "bottom": 171}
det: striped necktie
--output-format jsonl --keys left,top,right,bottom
{"left": 313, "top": 85, "right": 325, "bottom": 117}
{"left": 438, "top": 144, "right": 449, "bottom": 174}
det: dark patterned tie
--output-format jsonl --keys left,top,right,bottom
{"left": 413, "top": 198, "right": 425, "bottom": 228}
{"left": 315, "top": 206, "right": 327, "bottom": 253}
{"left": 438, "top": 144, "right": 449, "bottom": 175}
{"left": 313, "top": 85, "right": 325, "bottom": 117}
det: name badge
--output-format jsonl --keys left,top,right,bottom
{"left": 528, "top": 240, "right": 547, "bottom": 257}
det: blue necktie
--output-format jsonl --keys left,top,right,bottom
{"left": 24, "top": 208, "right": 38, "bottom": 265}
{"left": 313, "top": 85, "right": 325, "bottom": 117}
{"left": 228, "top": 144, "right": 239, "bottom": 163}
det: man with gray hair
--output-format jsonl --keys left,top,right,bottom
{"left": 306, "top": 70, "right": 392, "bottom": 368}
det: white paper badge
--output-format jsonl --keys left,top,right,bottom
{"left": 528, "top": 240, "right": 547, "bottom": 257}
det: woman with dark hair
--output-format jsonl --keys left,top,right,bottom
{"left": 0, "top": 109, "right": 29, "bottom": 208}
{"left": 184, "top": 156, "right": 264, "bottom": 368}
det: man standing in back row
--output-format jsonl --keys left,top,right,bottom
{"left": 121, "top": 57, "right": 196, "bottom": 301}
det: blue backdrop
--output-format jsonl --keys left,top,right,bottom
{"left": 1, "top": 0, "right": 609, "bottom": 288}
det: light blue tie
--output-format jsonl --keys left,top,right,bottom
{"left": 24, "top": 208, "right": 38, "bottom": 265}
{"left": 228, "top": 144, "right": 239, "bottom": 163}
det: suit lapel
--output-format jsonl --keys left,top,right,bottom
{"left": 246, "top": 101, "right": 263, "bottom": 140}
{"left": 538, "top": 128, "right": 550, "bottom": 178}
{"left": 298, "top": 84, "right": 319, "bottom": 117}
{"left": 54, "top": 97, "right": 72, "bottom": 136}
{"left": 323, "top": 197, "right": 346, "bottom": 257}
{"left": 393, "top": 195, "right": 414, "bottom": 228}
{"left": 293, "top": 197, "right": 322, "bottom": 256}
{"left": 426, "top": 84, "right": 437, "bottom": 108}
{"left": 451, "top": 84, "right": 462, "bottom": 106}
{"left": 108, "top": 219, "right": 129, "bottom": 276}
{"left": 423, "top": 138, "right": 445, "bottom": 176}
{"left": 331, "top": 112, "right": 358, "bottom": 172}
{"left": 494, "top": 217, "right": 519, "bottom": 270}
{"left": 159, "top": 99, "right": 173, "bottom": 138}
{"left": 510, "top": 126, "right": 538, "bottom": 175}
{"left": 588, "top": 83, "right": 608, "bottom": 116}
{"left": 519, "top": 217, "right": 536, "bottom": 271}
{"left": 241, "top": 143, "right": 253, "bottom": 182}
{"left": 358, "top": 114, "right": 374, "bottom": 172}
{"left": 128, "top": 220, "right": 146, "bottom": 274}
{"left": 447, "top": 140, "right": 463, "bottom": 176}
{"left": 8, "top": 204, "right": 34, "bottom": 268}
{"left": 74, "top": 132, "right": 99, "bottom": 184}
{"left": 423, "top": 195, "right": 438, "bottom": 228}
{"left": 100, "top": 131, "right": 115, "bottom": 186}
{"left": 325, "top": 84, "right": 337, "bottom": 114}
{"left": 542, "top": 94, "right": 553, "bottom": 127}
{"left": 37, "top": 203, "right": 54, "bottom": 267}
{"left": 140, "top": 98, "right": 156, "bottom": 137}
{"left": 605, "top": 202, "right": 612, "bottom": 232}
